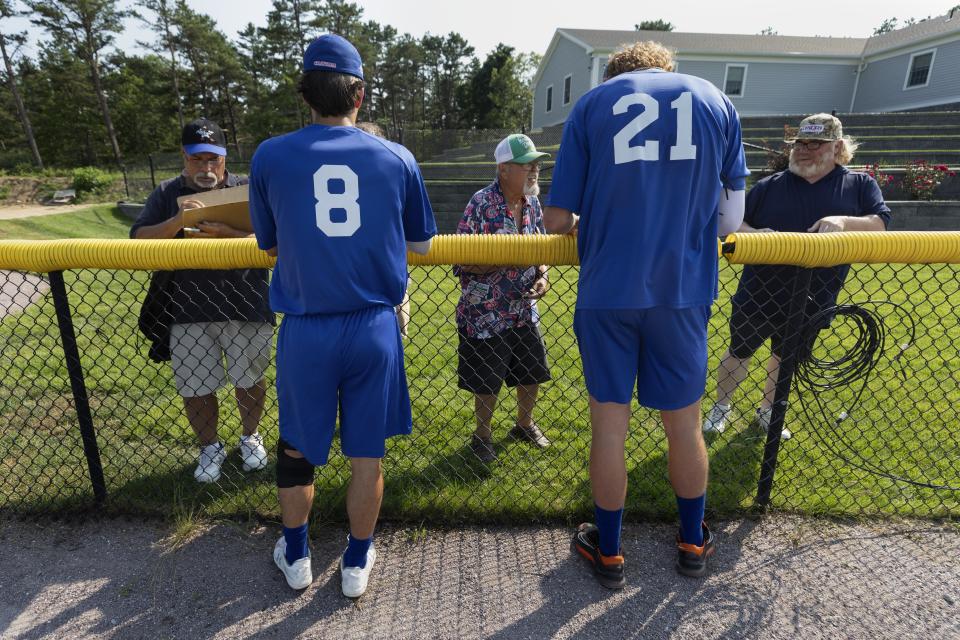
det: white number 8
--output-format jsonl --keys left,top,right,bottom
{"left": 314, "top": 164, "right": 361, "bottom": 237}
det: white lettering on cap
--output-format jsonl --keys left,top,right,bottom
{"left": 799, "top": 124, "right": 826, "bottom": 135}
{"left": 315, "top": 60, "right": 337, "bottom": 68}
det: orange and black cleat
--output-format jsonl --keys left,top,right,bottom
{"left": 676, "top": 522, "right": 716, "bottom": 577}
{"left": 571, "top": 522, "right": 625, "bottom": 589}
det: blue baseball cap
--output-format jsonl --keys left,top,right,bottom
{"left": 303, "top": 34, "right": 364, "bottom": 80}
{"left": 181, "top": 118, "right": 227, "bottom": 156}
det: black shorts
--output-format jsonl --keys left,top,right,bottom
{"left": 728, "top": 301, "right": 821, "bottom": 360}
{"left": 457, "top": 324, "right": 551, "bottom": 394}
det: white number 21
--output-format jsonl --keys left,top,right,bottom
{"left": 612, "top": 91, "right": 697, "bottom": 164}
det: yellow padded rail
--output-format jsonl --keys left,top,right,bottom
{"left": 0, "top": 234, "right": 581, "bottom": 272}
{"left": 723, "top": 231, "right": 960, "bottom": 266}
{"left": 1, "top": 232, "right": 959, "bottom": 272}
{"left": 406, "top": 234, "right": 578, "bottom": 266}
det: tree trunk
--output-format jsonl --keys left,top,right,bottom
{"left": 86, "top": 49, "right": 123, "bottom": 166}
{"left": 0, "top": 35, "right": 44, "bottom": 169}
{"left": 164, "top": 28, "right": 184, "bottom": 129}
{"left": 222, "top": 82, "right": 239, "bottom": 149}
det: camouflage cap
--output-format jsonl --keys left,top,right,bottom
{"left": 784, "top": 113, "right": 843, "bottom": 142}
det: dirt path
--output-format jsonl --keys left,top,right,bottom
{"left": 0, "top": 204, "right": 101, "bottom": 221}
{"left": 0, "top": 516, "right": 956, "bottom": 639}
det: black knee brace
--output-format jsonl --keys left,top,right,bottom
{"left": 276, "top": 439, "right": 315, "bottom": 488}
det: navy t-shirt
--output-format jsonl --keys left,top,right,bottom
{"left": 734, "top": 165, "right": 892, "bottom": 319}
{"left": 250, "top": 125, "right": 436, "bottom": 316}
{"left": 129, "top": 173, "right": 274, "bottom": 325}
{"left": 547, "top": 69, "right": 749, "bottom": 309}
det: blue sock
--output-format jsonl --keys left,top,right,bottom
{"left": 343, "top": 534, "right": 372, "bottom": 568}
{"left": 676, "top": 494, "right": 706, "bottom": 546}
{"left": 283, "top": 523, "right": 309, "bottom": 565}
{"left": 594, "top": 504, "right": 623, "bottom": 557}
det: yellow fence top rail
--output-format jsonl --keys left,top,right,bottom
{"left": 723, "top": 231, "right": 960, "bottom": 266}
{"left": 0, "top": 232, "right": 959, "bottom": 272}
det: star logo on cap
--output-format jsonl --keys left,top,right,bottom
{"left": 197, "top": 126, "right": 215, "bottom": 142}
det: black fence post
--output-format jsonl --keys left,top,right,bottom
{"left": 121, "top": 164, "right": 130, "bottom": 199}
{"left": 148, "top": 153, "right": 157, "bottom": 190}
{"left": 755, "top": 266, "right": 814, "bottom": 509}
{"left": 49, "top": 271, "right": 107, "bottom": 505}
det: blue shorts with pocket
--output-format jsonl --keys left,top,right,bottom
{"left": 573, "top": 306, "right": 710, "bottom": 410}
{"left": 276, "top": 305, "right": 412, "bottom": 465}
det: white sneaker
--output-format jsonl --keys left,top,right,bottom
{"left": 340, "top": 543, "right": 377, "bottom": 598}
{"left": 194, "top": 442, "right": 226, "bottom": 483}
{"left": 756, "top": 407, "right": 792, "bottom": 440}
{"left": 240, "top": 433, "right": 268, "bottom": 472}
{"left": 703, "top": 403, "right": 732, "bottom": 434}
{"left": 273, "top": 536, "right": 313, "bottom": 590}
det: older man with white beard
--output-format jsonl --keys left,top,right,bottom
{"left": 703, "top": 113, "right": 890, "bottom": 440}
{"left": 453, "top": 134, "right": 553, "bottom": 462}
{"left": 131, "top": 118, "right": 273, "bottom": 483}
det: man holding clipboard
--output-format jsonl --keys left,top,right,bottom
{"left": 130, "top": 118, "right": 275, "bottom": 484}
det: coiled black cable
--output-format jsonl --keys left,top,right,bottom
{"left": 792, "top": 300, "right": 959, "bottom": 491}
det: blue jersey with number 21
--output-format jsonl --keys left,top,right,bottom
{"left": 249, "top": 124, "right": 436, "bottom": 316}
{"left": 547, "top": 69, "right": 749, "bottom": 310}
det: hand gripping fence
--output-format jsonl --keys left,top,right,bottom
{"left": 0, "top": 233, "right": 957, "bottom": 521}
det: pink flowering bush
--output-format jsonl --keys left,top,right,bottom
{"left": 902, "top": 160, "right": 956, "bottom": 200}
{"left": 862, "top": 162, "right": 894, "bottom": 188}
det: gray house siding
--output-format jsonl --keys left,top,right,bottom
{"left": 532, "top": 37, "right": 591, "bottom": 129}
{"left": 854, "top": 39, "right": 960, "bottom": 112}
{"left": 669, "top": 60, "right": 726, "bottom": 89}
{"left": 674, "top": 60, "right": 856, "bottom": 115}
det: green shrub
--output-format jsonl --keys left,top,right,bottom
{"left": 72, "top": 166, "right": 114, "bottom": 195}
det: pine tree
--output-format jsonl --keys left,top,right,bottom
{"left": 25, "top": 0, "right": 132, "bottom": 167}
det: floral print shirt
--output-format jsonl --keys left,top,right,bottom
{"left": 454, "top": 178, "right": 545, "bottom": 339}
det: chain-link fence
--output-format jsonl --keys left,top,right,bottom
{"left": 120, "top": 129, "right": 568, "bottom": 224}
{"left": 1, "top": 240, "right": 957, "bottom": 523}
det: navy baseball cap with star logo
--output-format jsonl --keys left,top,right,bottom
{"left": 302, "top": 33, "right": 364, "bottom": 80}
{"left": 181, "top": 118, "right": 227, "bottom": 156}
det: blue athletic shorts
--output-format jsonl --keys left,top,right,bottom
{"left": 276, "top": 305, "right": 412, "bottom": 465}
{"left": 573, "top": 306, "right": 710, "bottom": 410}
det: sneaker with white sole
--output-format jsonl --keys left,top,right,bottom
{"left": 194, "top": 442, "right": 226, "bottom": 483}
{"left": 240, "top": 433, "right": 268, "bottom": 472}
{"left": 273, "top": 536, "right": 313, "bottom": 590}
{"left": 703, "top": 403, "right": 731, "bottom": 434}
{"left": 340, "top": 543, "right": 377, "bottom": 598}
{"left": 755, "top": 407, "right": 792, "bottom": 440}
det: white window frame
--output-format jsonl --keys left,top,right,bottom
{"left": 723, "top": 63, "right": 748, "bottom": 98}
{"left": 903, "top": 48, "right": 936, "bottom": 90}
{"left": 545, "top": 84, "right": 554, "bottom": 113}
{"left": 562, "top": 74, "right": 573, "bottom": 105}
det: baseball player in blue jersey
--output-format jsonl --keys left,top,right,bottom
{"left": 249, "top": 34, "right": 436, "bottom": 598}
{"left": 543, "top": 41, "right": 748, "bottom": 587}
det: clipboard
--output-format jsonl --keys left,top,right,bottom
{"left": 177, "top": 184, "right": 253, "bottom": 233}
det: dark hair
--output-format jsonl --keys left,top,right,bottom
{"left": 297, "top": 70, "right": 364, "bottom": 117}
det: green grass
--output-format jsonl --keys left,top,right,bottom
{"left": 0, "top": 205, "right": 132, "bottom": 240}
{"left": 0, "top": 213, "right": 957, "bottom": 523}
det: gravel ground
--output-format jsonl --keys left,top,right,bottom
{"left": 0, "top": 271, "right": 47, "bottom": 320}
{"left": 0, "top": 515, "right": 956, "bottom": 640}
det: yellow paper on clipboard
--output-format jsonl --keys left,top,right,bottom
{"left": 177, "top": 184, "right": 252, "bottom": 233}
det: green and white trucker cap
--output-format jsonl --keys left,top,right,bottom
{"left": 493, "top": 134, "right": 551, "bottom": 164}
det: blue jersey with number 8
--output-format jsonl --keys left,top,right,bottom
{"left": 250, "top": 125, "right": 436, "bottom": 316}
{"left": 547, "top": 69, "right": 749, "bottom": 310}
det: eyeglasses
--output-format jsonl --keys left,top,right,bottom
{"left": 512, "top": 162, "right": 540, "bottom": 173}
{"left": 791, "top": 140, "right": 828, "bottom": 151}
{"left": 187, "top": 155, "right": 224, "bottom": 166}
